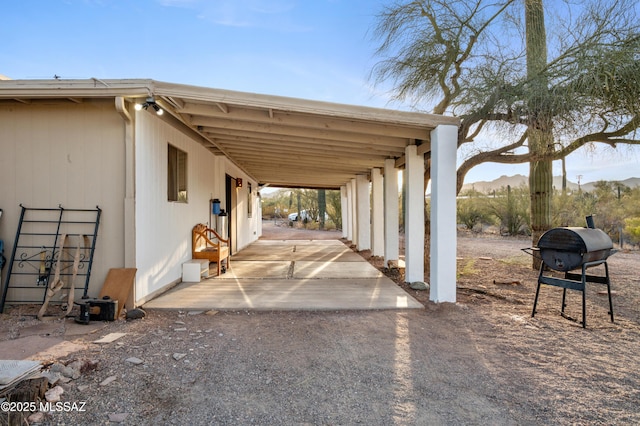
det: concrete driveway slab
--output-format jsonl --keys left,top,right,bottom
{"left": 144, "top": 277, "right": 422, "bottom": 310}
{"left": 219, "top": 261, "right": 291, "bottom": 279}
{"left": 146, "top": 234, "right": 421, "bottom": 311}
{"left": 293, "top": 261, "right": 384, "bottom": 279}
{"left": 291, "top": 251, "right": 364, "bottom": 262}
{"left": 231, "top": 246, "right": 294, "bottom": 260}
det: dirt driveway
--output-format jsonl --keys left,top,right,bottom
{"left": 1, "top": 222, "right": 639, "bottom": 425}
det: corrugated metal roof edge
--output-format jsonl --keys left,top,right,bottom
{"left": 0, "top": 78, "right": 460, "bottom": 129}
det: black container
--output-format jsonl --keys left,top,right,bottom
{"left": 536, "top": 227, "right": 613, "bottom": 272}
{"left": 75, "top": 297, "right": 118, "bottom": 324}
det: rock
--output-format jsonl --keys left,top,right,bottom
{"left": 126, "top": 308, "right": 146, "bottom": 320}
{"left": 48, "top": 362, "right": 62, "bottom": 372}
{"left": 45, "top": 385, "right": 64, "bottom": 402}
{"left": 173, "top": 353, "right": 187, "bottom": 361}
{"left": 205, "top": 310, "right": 219, "bottom": 316}
{"left": 28, "top": 412, "right": 46, "bottom": 423}
{"left": 63, "top": 366, "right": 77, "bottom": 378}
{"left": 40, "top": 371, "right": 62, "bottom": 385}
{"left": 410, "top": 281, "right": 430, "bottom": 291}
{"left": 187, "top": 310, "right": 203, "bottom": 315}
{"left": 62, "top": 361, "right": 82, "bottom": 380}
{"left": 174, "top": 327, "right": 187, "bottom": 332}
{"left": 100, "top": 375, "right": 117, "bottom": 386}
{"left": 125, "top": 357, "right": 143, "bottom": 365}
{"left": 77, "top": 384, "right": 89, "bottom": 392}
{"left": 108, "top": 412, "right": 129, "bottom": 422}
{"left": 49, "top": 363, "right": 66, "bottom": 374}
{"left": 80, "top": 359, "right": 99, "bottom": 373}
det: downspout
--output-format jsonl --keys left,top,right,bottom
{"left": 115, "top": 96, "right": 137, "bottom": 306}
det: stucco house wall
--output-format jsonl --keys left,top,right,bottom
{"left": 0, "top": 100, "right": 126, "bottom": 300}
{"left": 0, "top": 100, "right": 261, "bottom": 307}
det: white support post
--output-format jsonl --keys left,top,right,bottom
{"left": 340, "top": 185, "right": 348, "bottom": 239}
{"left": 430, "top": 124, "right": 458, "bottom": 303}
{"left": 346, "top": 183, "right": 353, "bottom": 242}
{"left": 404, "top": 145, "right": 425, "bottom": 283}
{"left": 350, "top": 178, "right": 358, "bottom": 246}
{"left": 356, "top": 174, "right": 371, "bottom": 251}
{"left": 115, "top": 97, "right": 136, "bottom": 270}
{"left": 384, "top": 158, "right": 399, "bottom": 266}
{"left": 371, "top": 168, "right": 384, "bottom": 256}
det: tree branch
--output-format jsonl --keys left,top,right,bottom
{"left": 456, "top": 131, "right": 529, "bottom": 193}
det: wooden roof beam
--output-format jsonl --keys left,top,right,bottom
{"left": 191, "top": 118, "right": 410, "bottom": 147}
{"left": 215, "top": 102, "right": 228, "bottom": 113}
{"left": 203, "top": 128, "right": 407, "bottom": 150}
{"left": 213, "top": 136, "right": 404, "bottom": 158}
{"left": 180, "top": 102, "right": 430, "bottom": 139}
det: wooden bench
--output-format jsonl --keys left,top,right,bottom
{"left": 192, "top": 223, "right": 230, "bottom": 277}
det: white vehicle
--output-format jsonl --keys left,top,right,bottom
{"left": 288, "top": 210, "right": 311, "bottom": 221}
{"left": 288, "top": 210, "right": 329, "bottom": 222}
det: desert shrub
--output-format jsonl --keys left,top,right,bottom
{"left": 457, "top": 191, "right": 493, "bottom": 231}
{"left": 487, "top": 185, "right": 530, "bottom": 235}
{"left": 624, "top": 217, "right": 640, "bottom": 244}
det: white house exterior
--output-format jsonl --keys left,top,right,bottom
{"left": 131, "top": 110, "right": 260, "bottom": 304}
{"left": 0, "top": 82, "right": 261, "bottom": 307}
{"left": 0, "top": 78, "right": 459, "bottom": 309}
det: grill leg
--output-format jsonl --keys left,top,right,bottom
{"left": 531, "top": 263, "right": 545, "bottom": 318}
{"left": 532, "top": 282, "right": 541, "bottom": 317}
{"left": 581, "top": 265, "right": 587, "bottom": 328}
{"left": 561, "top": 287, "right": 567, "bottom": 315}
{"left": 605, "top": 262, "right": 614, "bottom": 323}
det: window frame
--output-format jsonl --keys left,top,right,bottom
{"left": 167, "top": 143, "right": 188, "bottom": 203}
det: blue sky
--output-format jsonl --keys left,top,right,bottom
{"left": 2, "top": 0, "right": 638, "bottom": 185}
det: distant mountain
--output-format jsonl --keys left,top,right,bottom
{"left": 461, "top": 174, "right": 640, "bottom": 194}
{"left": 581, "top": 177, "right": 640, "bottom": 192}
{"left": 259, "top": 187, "right": 293, "bottom": 199}
{"left": 260, "top": 176, "right": 640, "bottom": 196}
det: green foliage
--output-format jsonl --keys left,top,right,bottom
{"left": 325, "top": 190, "right": 342, "bottom": 230}
{"left": 487, "top": 185, "right": 530, "bottom": 235}
{"left": 457, "top": 189, "right": 493, "bottom": 231}
{"left": 457, "top": 181, "right": 640, "bottom": 245}
{"left": 318, "top": 189, "right": 326, "bottom": 230}
{"left": 458, "top": 259, "right": 478, "bottom": 279}
{"left": 261, "top": 188, "right": 341, "bottom": 229}
{"left": 625, "top": 217, "right": 640, "bottom": 244}
{"left": 458, "top": 185, "right": 531, "bottom": 236}
{"left": 372, "top": 0, "right": 640, "bottom": 256}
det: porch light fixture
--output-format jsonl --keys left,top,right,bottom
{"left": 134, "top": 96, "right": 163, "bottom": 115}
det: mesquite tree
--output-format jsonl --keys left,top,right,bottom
{"left": 371, "top": 0, "right": 640, "bottom": 268}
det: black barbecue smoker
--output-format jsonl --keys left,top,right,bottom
{"left": 527, "top": 216, "right": 615, "bottom": 328}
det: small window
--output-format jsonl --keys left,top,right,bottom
{"left": 168, "top": 144, "right": 188, "bottom": 202}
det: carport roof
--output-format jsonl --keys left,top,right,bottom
{"left": 0, "top": 78, "right": 459, "bottom": 189}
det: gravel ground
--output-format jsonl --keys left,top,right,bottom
{"left": 1, "top": 222, "right": 639, "bottom": 425}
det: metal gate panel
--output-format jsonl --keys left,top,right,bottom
{"left": 0, "top": 205, "right": 101, "bottom": 312}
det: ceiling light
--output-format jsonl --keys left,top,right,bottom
{"left": 135, "top": 96, "right": 163, "bottom": 115}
